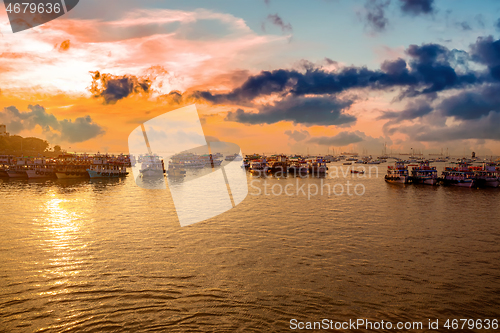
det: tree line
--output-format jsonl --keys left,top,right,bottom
{"left": 0, "top": 135, "right": 61, "bottom": 155}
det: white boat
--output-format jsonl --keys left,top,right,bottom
{"left": 139, "top": 155, "right": 164, "bottom": 177}
{"left": 385, "top": 161, "right": 411, "bottom": 184}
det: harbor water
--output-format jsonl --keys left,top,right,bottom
{"left": 1, "top": 162, "right": 500, "bottom": 332}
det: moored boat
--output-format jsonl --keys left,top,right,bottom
{"left": 249, "top": 159, "right": 268, "bottom": 173}
{"left": 473, "top": 162, "right": 499, "bottom": 188}
{"left": 385, "top": 161, "right": 411, "bottom": 184}
{"left": 308, "top": 158, "right": 327, "bottom": 176}
{"left": 87, "top": 155, "right": 128, "bottom": 178}
{"left": 411, "top": 160, "right": 438, "bottom": 185}
{"left": 441, "top": 162, "right": 475, "bottom": 187}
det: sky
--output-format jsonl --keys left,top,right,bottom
{"left": 1, "top": 0, "right": 500, "bottom": 156}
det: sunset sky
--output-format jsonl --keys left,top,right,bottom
{"left": 1, "top": 0, "right": 500, "bottom": 156}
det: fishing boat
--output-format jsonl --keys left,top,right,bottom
{"left": 385, "top": 161, "right": 411, "bottom": 184}
{"left": 411, "top": 161, "right": 438, "bottom": 185}
{"left": 351, "top": 170, "right": 365, "bottom": 174}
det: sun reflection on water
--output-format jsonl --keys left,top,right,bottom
{"left": 34, "top": 191, "right": 91, "bottom": 287}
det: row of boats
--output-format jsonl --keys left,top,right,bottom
{"left": 0, "top": 154, "right": 130, "bottom": 179}
{"left": 133, "top": 153, "right": 242, "bottom": 178}
{"left": 385, "top": 160, "right": 500, "bottom": 188}
{"left": 243, "top": 155, "right": 329, "bottom": 176}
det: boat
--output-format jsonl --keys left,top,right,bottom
{"left": 139, "top": 154, "right": 165, "bottom": 177}
{"left": 351, "top": 170, "right": 365, "bottom": 174}
{"left": 6, "top": 157, "right": 31, "bottom": 178}
{"left": 411, "top": 161, "right": 438, "bottom": 185}
{"left": 249, "top": 159, "right": 268, "bottom": 173}
{"left": 26, "top": 165, "right": 57, "bottom": 179}
{"left": 0, "top": 155, "right": 13, "bottom": 177}
{"left": 473, "top": 162, "right": 499, "bottom": 188}
{"left": 6, "top": 167, "right": 27, "bottom": 178}
{"left": 87, "top": 155, "right": 128, "bottom": 178}
{"left": 288, "top": 159, "right": 308, "bottom": 176}
{"left": 166, "top": 164, "right": 186, "bottom": 178}
{"left": 343, "top": 162, "right": 352, "bottom": 165}
{"left": 54, "top": 154, "right": 91, "bottom": 179}
{"left": 441, "top": 161, "right": 475, "bottom": 187}
{"left": 267, "top": 155, "right": 288, "bottom": 173}
{"left": 308, "top": 158, "right": 327, "bottom": 176}
{"left": 385, "top": 161, "right": 411, "bottom": 184}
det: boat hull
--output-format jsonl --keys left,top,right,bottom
{"left": 385, "top": 175, "right": 410, "bottom": 184}
{"left": 140, "top": 169, "right": 164, "bottom": 177}
{"left": 475, "top": 178, "right": 499, "bottom": 188}
{"left": 87, "top": 170, "right": 128, "bottom": 178}
{"left": 443, "top": 179, "right": 475, "bottom": 187}
{"left": 26, "top": 170, "right": 56, "bottom": 179}
{"left": 413, "top": 177, "right": 438, "bottom": 185}
{"left": 56, "top": 172, "right": 89, "bottom": 179}
{"left": 7, "top": 170, "right": 27, "bottom": 178}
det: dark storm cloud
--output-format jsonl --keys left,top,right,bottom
{"left": 90, "top": 71, "right": 151, "bottom": 104}
{"left": 404, "top": 43, "right": 478, "bottom": 95}
{"left": 362, "top": 0, "right": 390, "bottom": 33}
{"left": 196, "top": 42, "right": 478, "bottom": 105}
{"left": 0, "top": 105, "right": 105, "bottom": 143}
{"left": 263, "top": 14, "right": 292, "bottom": 33}
{"left": 225, "top": 96, "right": 356, "bottom": 126}
{"left": 438, "top": 84, "right": 500, "bottom": 120}
{"left": 495, "top": 18, "right": 500, "bottom": 32}
{"left": 399, "top": 0, "right": 435, "bottom": 15}
{"left": 469, "top": 36, "right": 500, "bottom": 80}
{"left": 308, "top": 131, "right": 364, "bottom": 146}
